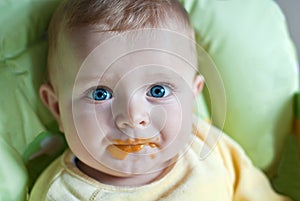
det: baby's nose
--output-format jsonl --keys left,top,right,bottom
{"left": 114, "top": 94, "right": 151, "bottom": 130}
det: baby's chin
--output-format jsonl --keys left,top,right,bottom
{"left": 98, "top": 153, "right": 175, "bottom": 177}
{"left": 104, "top": 159, "right": 176, "bottom": 185}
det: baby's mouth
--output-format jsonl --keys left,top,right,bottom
{"left": 106, "top": 138, "right": 159, "bottom": 160}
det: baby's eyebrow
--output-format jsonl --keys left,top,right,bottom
{"left": 76, "top": 75, "right": 115, "bottom": 86}
{"left": 143, "top": 72, "right": 177, "bottom": 82}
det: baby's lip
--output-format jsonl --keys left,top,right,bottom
{"left": 111, "top": 138, "right": 160, "bottom": 152}
{"left": 112, "top": 138, "right": 160, "bottom": 147}
{"left": 106, "top": 138, "right": 160, "bottom": 160}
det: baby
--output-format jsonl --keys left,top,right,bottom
{"left": 30, "top": 0, "right": 291, "bottom": 200}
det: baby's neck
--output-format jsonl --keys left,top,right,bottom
{"left": 76, "top": 158, "right": 175, "bottom": 186}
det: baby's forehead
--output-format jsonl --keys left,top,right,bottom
{"left": 64, "top": 27, "right": 197, "bottom": 66}
{"left": 71, "top": 30, "right": 197, "bottom": 85}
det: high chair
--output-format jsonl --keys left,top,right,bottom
{"left": 0, "top": 0, "right": 298, "bottom": 200}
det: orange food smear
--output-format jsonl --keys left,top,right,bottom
{"left": 106, "top": 145, "right": 128, "bottom": 160}
{"left": 106, "top": 138, "right": 159, "bottom": 160}
{"left": 113, "top": 138, "right": 159, "bottom": 145}
{"left": 116, "top": 144, "right": 145, "bottom": 152}
{"left": 149, "top": 143, "right": 158, "bottom": 148}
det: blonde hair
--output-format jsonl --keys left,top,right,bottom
{"left": 47, "top": 0, "right": 192, "bottom": 84}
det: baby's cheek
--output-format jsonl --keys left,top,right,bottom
{"left": 159, "top": 105, "right": 184, "bottom": 139}
{"left": 161, "top": 99, "right": 193, "bottom": 146}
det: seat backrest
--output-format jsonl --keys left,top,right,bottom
{"left": 0, "top": 0, "right": 298, "bottom": 200}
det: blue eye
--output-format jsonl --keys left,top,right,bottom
{"left": 89, "top": 88, "right": 112, "bottom": 101}
{"left": 148, "top": 85, "right": 170, "bottom": 98}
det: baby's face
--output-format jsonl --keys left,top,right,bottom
{"left": 54, "top": 28, "right": 203, "bottom": 176}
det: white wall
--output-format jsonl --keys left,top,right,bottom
{"left": 276, "top": 0, "right": 300, "bottom": 60}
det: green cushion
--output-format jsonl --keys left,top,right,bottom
{"left": 0, "top": 1, "right": 60, "bottom": 61}
{"left": 0, "top": 1, "right": 61, "bottom": 199}
{"left": 0, "top": 138, "right": 27, "bottom": 201}
{"left": 0, "top": 41, "right": 51, "bottom": 154}
{"left": 181, "top": 0, "right": 299, "bottom": 171}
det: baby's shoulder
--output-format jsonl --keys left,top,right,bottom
{"left": 29, "top": 150, "right": 73, "bottom": 200}
{"left": 192, "top": 118, "right": 253, "bottom": 177}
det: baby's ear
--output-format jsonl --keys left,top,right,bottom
{"left": 192, "top": 75, "right": 204, "bottom": 98}
{"left": 39, "top": 84, "right": 63, "bottom": 132}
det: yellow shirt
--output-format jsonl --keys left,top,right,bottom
{"left": 30, "top": 120, "right": 291, "bottom": 201}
